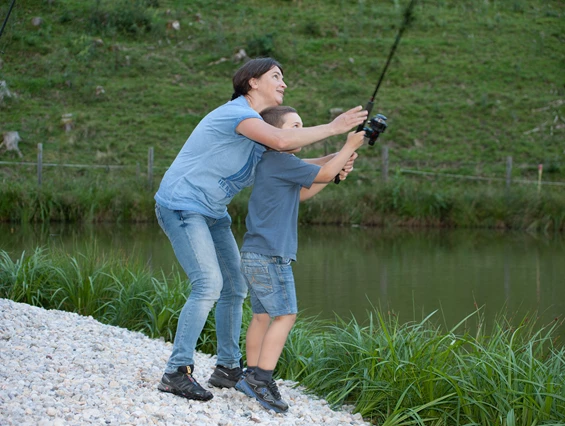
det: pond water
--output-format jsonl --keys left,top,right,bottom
{"left": 1, "top": 222, "right": 564, "bottom": 336}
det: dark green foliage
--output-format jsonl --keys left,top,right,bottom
{"left": 245, "top": 33, "right": 276, "bottom": 57}
{"left": 88, "top": 0, "right": 154, "bottom": 36}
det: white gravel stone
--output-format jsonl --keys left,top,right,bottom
{"left": 0, "top": 298, "right": 370, "bottom": 426}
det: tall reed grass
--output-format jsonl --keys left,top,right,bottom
{"left": 1, "top": 247, "right": 563, "bottom": 424}
{"left": 1, "top": 173, "right": 564, "bottom": 231}
{"left": 278, "top": 311, "right": 565, "bottom": 425}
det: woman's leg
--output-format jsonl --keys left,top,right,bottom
{"left": 210, "top": 214, "right": 248, "bottom": 369}
{"left": 156, "top": 205, "right": 223, "bottom": 373}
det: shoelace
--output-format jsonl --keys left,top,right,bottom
{"left": 267, "top": 380, "right": 282, "bottom": 400}
{"left": 183, "top": 372, "right": 198, "bottom": 385}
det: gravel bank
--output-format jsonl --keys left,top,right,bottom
{"left": 0, "top": 299, "right": 370, "bottom": 426}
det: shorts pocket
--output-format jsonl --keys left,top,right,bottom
{"left": 242, "top": 261, "right": 273, "bottom": 295}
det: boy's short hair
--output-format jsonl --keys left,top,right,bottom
{"left": 260, "top": 106, "right": 297, "bottom": 129}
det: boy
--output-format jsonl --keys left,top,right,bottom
{"left": 235, "top": 106, "right": 365, "bottom": 413}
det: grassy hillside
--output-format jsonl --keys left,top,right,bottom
{"left": 1, "top": 0, "right": 563, "bottom": 173}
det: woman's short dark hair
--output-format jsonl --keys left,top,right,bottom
{"left": 231, "top": 58, "right": 283, "bottom": 101}
{"left": 260, "top": 106, "right": 297, "bottom": 129}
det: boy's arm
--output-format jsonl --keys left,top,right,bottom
{"left": 303, "top": 152, "right": 358, "bottom": 181}
{"left": 300, "top": 183, "right": 326, "bottom": 201}
{"left": 300, "top": 131, "right": 364, "bottom": 201}
{"left": 312, "top": 131, "right": 365, "bottom": 183}
{"left": 302, "top": 154, "right": 336, "bottom": 166}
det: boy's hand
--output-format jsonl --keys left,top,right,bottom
{"left": 330, "top": 106, "right": 368, "bottom": 135}
{"left": 338, "top": 152, "right": 358, "bottom": 181}
{"left": 345, "top": 130, "right": 366, "bottom": 150}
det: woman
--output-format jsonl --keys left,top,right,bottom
{"left": 154, "top": 58, "right": 367, "bottom": 402}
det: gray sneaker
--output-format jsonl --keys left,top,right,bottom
{"left": 235, "top": 373, "right": 289, "bottom": 413}
{"left": 158, "top": 366, "right": 213, "bottom": 401}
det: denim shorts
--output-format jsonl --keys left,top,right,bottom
{"left": 240, "top": 252, "right": 297, "bottom": 317}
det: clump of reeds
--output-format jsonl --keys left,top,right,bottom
{"left": 277, "top": 309, "right": 565, "bottom": 425}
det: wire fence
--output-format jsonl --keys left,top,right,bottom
{"left": 1, "top": 144, "right": 564, "bottom": 191}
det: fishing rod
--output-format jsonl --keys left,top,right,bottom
{"left": 0, "top": 0, "right": 17, "bottom": 53}
{"left": 335, "top": 0, "right": 417, "bottom": 184}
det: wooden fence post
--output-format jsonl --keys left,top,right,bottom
{"left": 148, "top": 147, "right": 154, "bottom": 191}
{"left": 382, "top": 145, "right": 389, "bottom": 182}
{"left": 505, "top": 156, "right": 512, "bottom": 189}
{"left": 37, "top": 143, "right": 43, "bottom": 186}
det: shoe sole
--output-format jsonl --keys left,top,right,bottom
{"left": 157, "top": 382, "right": 214, "bottom": 401}
{"left": 235, "top": 379, "right": 287, "bottom": 413}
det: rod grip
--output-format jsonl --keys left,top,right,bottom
{"left": 334, "top": 101, "right": 374, "bottom": 185}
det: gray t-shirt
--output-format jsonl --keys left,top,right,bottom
{"left": 154, "top": 96, "right": 265, "bottom": 218}
{"left": 242, "top": 151, "right": 320, "bottom": 260}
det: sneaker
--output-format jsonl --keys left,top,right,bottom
{"left": 208, "top": 365, "right": 243, "bottom": 389}
{"left": 233, "top": 369, "right": 252, "bottom": 394}
{"left": 235, "top": 373, "right": 289, "bottom": 413}
{"left": 158, "top": 366, "right": 213, "bottom": 401}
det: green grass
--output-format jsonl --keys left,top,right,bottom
{"left": 0, "top": 2, "right": 564, "bottom": 228}
{"left": 1, "top": 246, "right": 564, "bottom": 424}
{"left": 1, "top": 0, "right": 563, "bottom": 178}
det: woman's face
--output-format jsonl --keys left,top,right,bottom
{"left": 251, "top": 66, "right": 287, "bottom": 106}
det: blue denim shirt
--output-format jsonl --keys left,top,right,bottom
{"left": 155, "top": 96, "right": 266, "bottom": 218}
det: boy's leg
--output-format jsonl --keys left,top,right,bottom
{"left": 245, "top": 313, "right": 271, "bottom": 368}
{"left": 257, "top": 314, "right": 296, "bottom": 371}
{"left": 237, "top": 254, "right": 297, "bottom": 413}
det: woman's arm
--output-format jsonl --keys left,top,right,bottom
{"left": 236, "top": 106, "right": 367, "bottom": 151}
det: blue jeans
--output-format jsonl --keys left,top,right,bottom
{"left": 155, "top": 204, "right": 246, "bottom": 372}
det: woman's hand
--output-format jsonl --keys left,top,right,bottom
{"left": 330, "top": 106, "right": 368, "bottom": 135}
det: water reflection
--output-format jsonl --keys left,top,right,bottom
{"left": 1, "top": 222, "right": 563, "bottom": 336}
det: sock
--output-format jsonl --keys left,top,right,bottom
{"left": 253, "top": 367, "right": 273, "bottom": 383}
{"left": 246, "top": 365, "right": 257, "bottom": 375}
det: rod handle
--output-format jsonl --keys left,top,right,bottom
{"left": 334, "top": 101, "right": 374, "bottom": 184}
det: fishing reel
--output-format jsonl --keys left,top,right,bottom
{"left": 363, "top": 113, "right": 387, "bottom": 146}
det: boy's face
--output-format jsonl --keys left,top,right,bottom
{"left": 281, "top": 112, "right": 303, "bottom": 153}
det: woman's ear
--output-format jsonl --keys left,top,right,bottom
{"left": 248, "top": 78, "right": 258, "bottom": 90}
